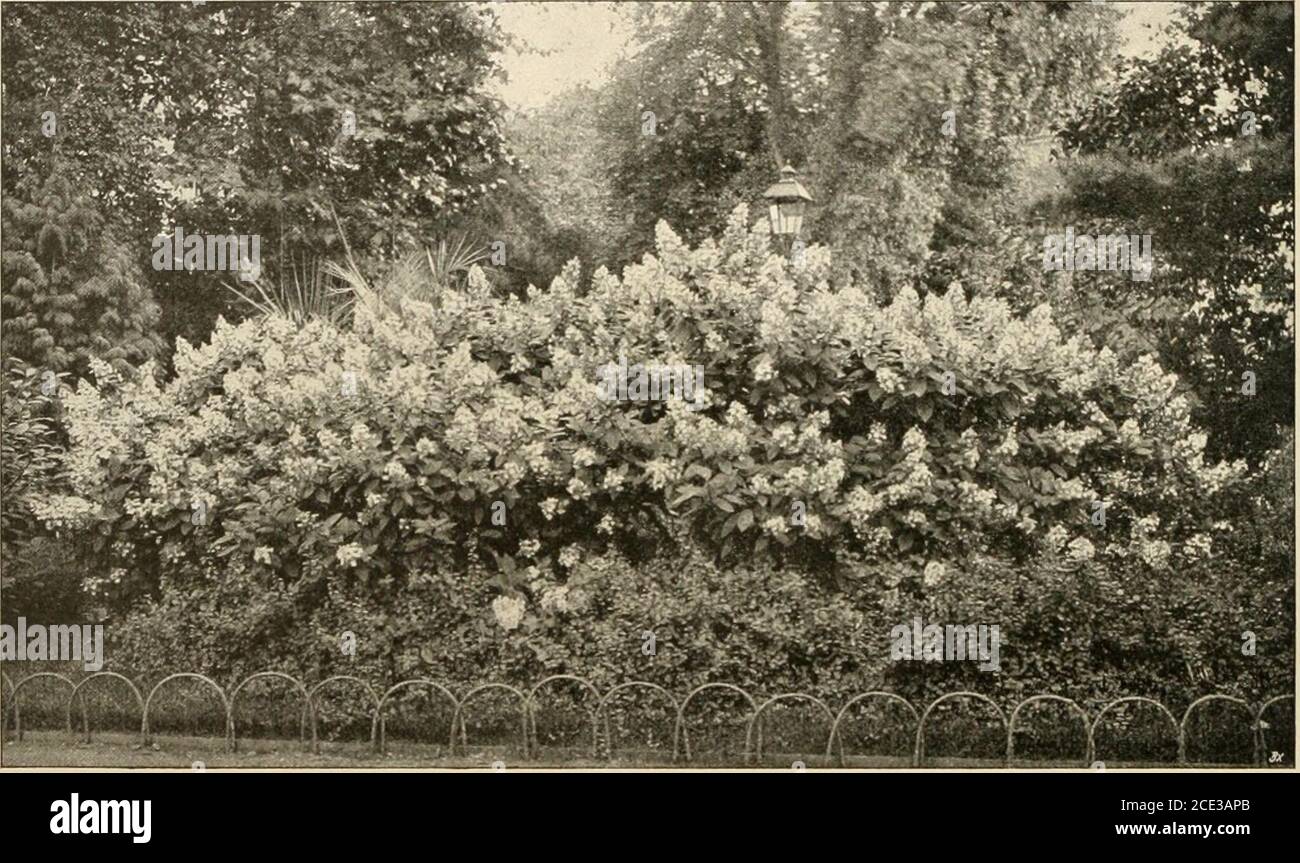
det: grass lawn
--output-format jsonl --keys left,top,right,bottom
{"left": 4, "top": 730, "right": 582, "bottom": 768}
{"left": 2, "top": 729, "right": 1212, "bottom": 769}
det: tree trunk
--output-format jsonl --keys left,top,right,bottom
{"left": 755, "top": 1, "right": 791, "bottom": 170}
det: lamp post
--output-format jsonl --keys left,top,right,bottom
{"left": 762, "top": 164, "right": 813, "bottom": 255}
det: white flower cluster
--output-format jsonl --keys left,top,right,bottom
{"left": 381, "top": 460, "right": 411, "bottom": 486}
{"left": 1128, "top": 514, "right": 1172, "bottom": 568}
{"left": 1182, "top": 533, "right": 1213, "bottom": 560}
{"left": 1117, "top": 419, "right": 1142, "bottom": 448}
{"left": 32, "top": 494, "right": 104, "bottom": 531}
{"left": 1044, "top": 524, "right": 1070, "bottom": 551}
{"left": 922, "top": 561, "right": 946, "bottom": 587}
{"left": 993, "top": 427, "right": 1020, "bottom": 458}
{"left": 491, "top": 595, "right": 525, "bottom": 631}
{"left": 957, "top": 481, "right": 998, "bottom": 511}
{"left": 644, "top": 459, "right": 675, "bottom": 491}
{"left": 1042, "top": 421, "right": 1104, "bottom": 457}
{"left": 335, "top": 543, "right": 367, "bottom": 568}
{"left": 539, "top": 585, "right": 571, "bottom": 614}
{"left": 764, "top": 516, "right": 790, "bottom": 537}
{"left": 876, "top": 366, "right": 904, "bottom": 394}
{"left": 558, "top": 545, "right": 582, "bottom": 569}
{"left": 959, "top": 428, "right": 981, "bottom": 469}
{"left": 1066, "top": 537, "right": 1095, "bottom": 562}
{"left": 843, "top": 486, "right": 884, "bottom": 536}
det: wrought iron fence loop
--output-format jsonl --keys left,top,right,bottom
{"left": 1, "top": 665, "right": 1286, "bottom": 769}
{"left": 675, "top": 683, "right": 758, "bottom": 763}
{"left": 746, "top": 692, "right": 836, "bottom": 766}
{"left": 228, "top": 671, "right": 312, "bottom": 754}
{"left": 1007, "top": 695, "right": 1091, "bottom": 767}
{"left": 372, "top": 679, "right": 460, "bottom": 756}
{"left": 598, "top": 681, "right": 680, "bottom": 763}
{"left": 306, "top": 675, "right": 380, "bottom": 755}
{"left": 10, "top": 672, "right": 76, "bottom": 742}
{"left": 525, "top": 675, "right": 603, "bottom": 760}
{"left": 1253, "top": 694, "right": 1294, "bottom": 767}
{"left": 455, "top": 683, "right": 529, "bottom": 760}
{"left": 916, "top": 691, "right": 1008, "bottom": 768}
{"left": 67, "top": 671, "right": 147, "bottom": 745}
{"left": 1091, "top": 696, "right": 1180, "bottom": 766}
{"left": 828, "top": 691, "right": 920, "bottom": 767}
{"left": 142, "top": 673, "right": 229, "bottom": 748}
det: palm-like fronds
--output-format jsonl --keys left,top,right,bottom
{"left": 223, "top": 251, "right": 354, "bottom": 326}
{"left": 427, "top": 235, "right": 488, "bottom": 290}
{"left": 323, "top": 220, "right": 488, "bottom": 316}
{"left": 228, "top": 204, "right": 487, "bottom": 324}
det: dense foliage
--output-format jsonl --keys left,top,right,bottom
{"left": 592, "top": 1, "right": 1117, "bottom": 287}
{"left": 1, "top": 1, "right": 515, "bottom": 355}
{"left": 1050, "top": 3, "right": 1294, "bottom": 463}
{"left": 1042, "top": 141, "right": 1293, "bottom": 463}
{"left": 39, "top": 215, "right": 1283, "bottom": 703}
{"left": 47, "top": 213, "right": 1243, "bottom": 575}
{"left": 0, "top": 360, "right": 86, "bottom": 627}
{"left": 106, "top": 524, "right": 1292, "bottom": 709}
{"left": 1, "top": 169, "right": 161, "bottom": 374}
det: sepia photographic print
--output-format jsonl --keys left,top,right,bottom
{"left": 0, "top": 0, "right": 1295, "bottom": 820}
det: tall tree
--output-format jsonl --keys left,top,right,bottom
{"left": 593, "top": 2, "right": 823, "bottom": 262}
{"left": 806, "top": 1, "right": 1118, "bottom": 293}
{"left": 1050, "top": 2, "right": 1294, "bottom": 462}
{"left": 1, "top": 167, "right": 161, "bottom": 374}
{"left": 592, "top": 2, "right": 1117, "bottom": 279}
{"left": 1, "top": 2, "right": 167, "bottom": 244}
{"left": 2, "top": 2, "right": 516, "bottom": 359}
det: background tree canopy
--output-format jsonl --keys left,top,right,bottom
{"left": 588, "top": 2, "right": 1118, "bottom": 286}
{"left": 3, "top": 1, "right": 515, "bottom": 356}
{"left": 1051, "top": 1, "right": 1293, "bottom": 463}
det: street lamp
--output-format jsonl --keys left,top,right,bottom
{"left": 762, "top": 165, "right": 813, "bottom": 246}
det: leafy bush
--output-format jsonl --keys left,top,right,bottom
{"left": 1, "top": 361, "right": 65, "bottom": 544}
{"left": 1, "top": 168, "right": 160, "bottom": 375}
{"left": 0, "top": 360, "right": 88, "bottom": 625}
{"left": 105, "top": 533, "right": 1291, "bottom": 712}
{"left": 109, "top": 545, "right": 873, "bottom": 697}
{"left": 42, "top": 206, "right": 1280, "bottom": 705}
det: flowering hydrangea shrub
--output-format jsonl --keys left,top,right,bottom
{"left": 39, "top": 205, "right": 1282, "bottom": 703}
{"left": 46, "top": 204, "right": 1245, "bottom": 616}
